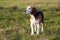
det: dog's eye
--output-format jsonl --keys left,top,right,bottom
{"left": 29, "top": 8, "right": 30, "bottom": 9}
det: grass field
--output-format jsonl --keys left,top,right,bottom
{"left": 0, "top": 0, "right": 60, "bottom": 40}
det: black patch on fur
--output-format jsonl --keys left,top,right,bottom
{"left": 31, "top": 10, "right": 44, "bottom": 23}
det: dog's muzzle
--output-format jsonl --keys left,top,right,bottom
{"left": 25, "top": 9, "right": 32, "bottom": 14}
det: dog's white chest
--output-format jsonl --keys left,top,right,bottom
{"left": 30, "top": 14, "right": 39, "bottom": 24}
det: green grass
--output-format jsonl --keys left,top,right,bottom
{"left": 0, "top": 0, "right": 60, "bottom": 40}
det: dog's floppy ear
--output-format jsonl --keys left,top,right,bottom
{"left": 31, "top": 6, "right": 37, "bottom": 13}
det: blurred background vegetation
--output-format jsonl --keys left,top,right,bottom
{"left": 0, "top": 0, "right": 60, "bottom": 40}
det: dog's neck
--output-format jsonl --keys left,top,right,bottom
{"left": 31, "top": 10, "right": 37, "bottom": 15}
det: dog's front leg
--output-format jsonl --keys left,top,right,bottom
{"left": 36, "top": 23, "right": 40, "bottom": 35}
{"left": 31, "top": 23, "right": 34, "bottom": 35}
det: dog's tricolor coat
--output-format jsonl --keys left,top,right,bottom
{"left": 25, "top": 5, "right": 44, "bottom": 35}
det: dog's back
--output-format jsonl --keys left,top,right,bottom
{"left": 33, "top": 11, "right": 44, "bottom": 24}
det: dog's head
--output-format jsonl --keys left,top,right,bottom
{"left": 25, "top": 5, "right": 37, "bottom": 14}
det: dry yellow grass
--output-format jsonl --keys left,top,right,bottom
{"left": 0, "top": 0, "right": 59, "bottom": 7}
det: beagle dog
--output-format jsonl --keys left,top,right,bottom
{"left": 25, "top": 5, "right": 44, "bottom": 35}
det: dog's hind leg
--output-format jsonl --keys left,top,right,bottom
{"left": 35, "top": 25, "right": 36, "bottom": 32}
{"left": 41, "top": 23, "right": 44, "bottom": 32}
{"left": 34, "top": 23, "right": 36, "bottom": 32}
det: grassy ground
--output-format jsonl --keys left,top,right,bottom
{"left": 0, "top": 0, "right": 60, "bottom": 40}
